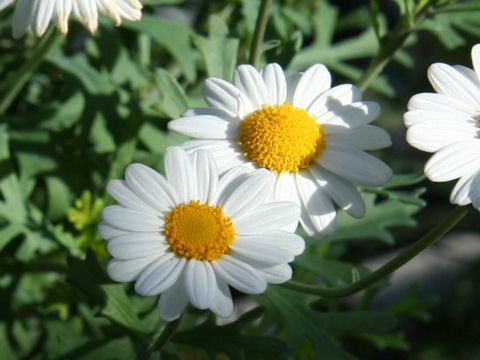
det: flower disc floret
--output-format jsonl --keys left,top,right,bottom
{"left": 164, "top": 200, "right": 235, "bottom": 261}
{"left": 238, "top": 103, "right": 325, "bottom": 173}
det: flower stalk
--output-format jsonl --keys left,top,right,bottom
{"left": 284, "top": 206, "right": 468, "bottom": 297}
{"left": 148, "top": 316, "right": 182, "bottom": 353}
{"left": 249, "top": 0, "right": 273, "bottom": 67}
{"left": 0, "top": 29, "right": 61, "bottom": 114}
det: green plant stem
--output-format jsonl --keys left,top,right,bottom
{"left": 248, "top": 0, "right": 273, "bottom": 67}
{"left": 148, "top": 316, "right": 182, "bottom": 353}
{"left": 285, "top": 206, "right": 468, "bottom": 297}
{"left": 356, "top": 3, "right": 432, "bottom": 92}
{"left": 0, "top": 29, "right": 61, "bottom": 115}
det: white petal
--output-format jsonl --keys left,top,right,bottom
{"left": 428, "top": 63, "right": 480, "bottom": 107}
{"left": 158, "top": 273, "right": 189, "bottom": 321}
{"left": 101, "top": 205, "right": 163, "bottom": 232}
{"left": 107, "top": 232, "right": 168, "bottom": 260}
{"left": 12, "top": 0, "right": 34, "bottom": 38}
{"left": 168, "top": 115, "right": 236, "bottom": 139}
{"left": 0, "top": 0, "right": 15, "bottom": 12}
{"left": 203, "top": 77, "right": 244, "bottom": 117}
{"left": 406, "top": 118, "right": 477, "bottom": 152}
{"left": 233, "top": 65, "right": 268, "bottom": 111}
{"left": 255, "top": 263, "right": 292, "bottom": 284}
{"left": 326, "top": 125, "right": 391, "bottom": 151}
{"left": 32, "top": 0, "right": 55, "bottom": 36}
{"left": 273, "top": 172, "right": 301, "bottom": 232}
{"left": 295, "top": 172, "right": 336, "bottom": 238}
{"left": 406, "top": 92, "right": 475, "bottom": 117}
{"left": 293, "top": 64, "right": 331, "bottom": 109}
{"left": 450, "top": 170, "right": 480, "bottom": 206}
{"left": 221, "top": 169, "right": 274, "bottom": 218}
{"left": 184, "top": 260, "right": 217, "bottom": 309}
{"left": 135, "top": 254, "right": 185, "bottom": 296}
{"left": 164, "top": 147, "right": 195, "bottom": 203}
{"left": 98, "top": 223, "right": 127, "bottom": 240}
{"left": 425, "top": 140, "right": 480, "bottom": 182}
{"left": 107, "top": 179, "right": 158, "bottom": 214}
{"left": 192, "top": 150, "right": 218, "bottom": 203}
{"left": 233, "top": 201, "right": 300, "bottom": 235}
{"left": 212, "top": 166, "right": 251, "bottom": 205}
{"left": 310, "top": 165, "right": 366, "bottom": 218}
{"left": 72, "top": 0, "right": 98, "bottom": 33}
{"left": 319, "top": 101, "right": 381, "bottom": 134}
{"left": 231, "top": 231, "right": 304, "bottom": 264}
{"left": 318, "top": 143, "right": 392, "bottom": 186}
{"left": 209, "top": 278, "right": 233, "bottom": 317}
{"left": 107, "top": 254, "right": 159, "bottom": 282}
{"left": 308, "top": 84, "right": 362, "bottom": 117}
{"left": 472, "top": 44, "right": 480, "bottom": 82}
{"left": 125, "top": 163, "right": 178, "bottom": 212}
{"left": 261, "top": 63, "right": 287, "bottom": 105}
{"left": 53, "top": 0, "right": 72, "bottom": 35}
{"left": 212, "top": 255, "right": 267, "bottom": 294}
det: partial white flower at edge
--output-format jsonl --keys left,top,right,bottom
{"left": 99, "top": 146, "right": 304, "bottom": 321}
{"left": 404, "top": 44, "right": 480, "bottom": 211}
{"left": 168, "top": 63, "right": 393, "bottom": 239}
{"left": 0, "top": 0, "right": 142, "bottom": 38}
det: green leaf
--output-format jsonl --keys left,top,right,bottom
{"left": 0, "top": 323, "right": 17, "bottom": 360}
{"left": 152, "top": 69, "right": 190, "bottom": 119}
{"left": 295, "top": 256, "right": 372, "bottom": 287}
{"left": 123, "top": 14, "right": 197, "bottom": 82}
{"left": 90, "top": 112, "right": 116, "bottom": 153}
{"left": 263, "top": 287, "right": 396, "bottom": 359}
{"left": 173, "top": 307, "right": 287, "bottom": 360}
{"left": 325, "top": 191, "right": 423, "bottom": 245}
{"left": 387, "top": 285, "right": 438, "bottom": 322}
{"left": 193, "top": 15, "right": 239, "bottom": 79}
{"left": 138, "top": 123, "right": 189, "bottom": 156}
{"left": 48, "top": 55, "right": 115, "bottom": 95}
{"left": 359, "top": 332, "right": 410, "bottom": 351}
{"left": 0, "top": 173, "right": 27, "bottom": 224}
{"left": 45, "top": 176, "right": 71, "bottom": 220}
{"left": 100, "top": 284, "right": 146, "bottom": 334}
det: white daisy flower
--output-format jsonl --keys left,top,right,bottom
{"left": 99, "top": 146, "right": 304, "bottom": 321}
{"left": 404, "top": 44, "right": 480, "bottom": 211}
{"left": 0, "top": 0, "right": 142, "bottom": 38}
{"left": 168, "top": 63, "right": 393, "bottom": 239}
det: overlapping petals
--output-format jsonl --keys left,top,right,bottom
{"left": 0, "top": 0, "right": 142, "bottom": 38}
{"left": 100, "top": 147, "right": 304, "bottom": 320}
{"left": 169, "top": 63, "right": 393, "bottom": 238}
{"left": 404, "top": 44, "right": 480, "bottom": 211}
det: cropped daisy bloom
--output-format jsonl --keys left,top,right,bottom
{"left": 99, "top": 146, "right": 304, "bottom": 321}
{"left": 168, "top": 63, "right": 393, "bottom": 238}
{"left": 404, "top": 44, "right": 480, "bottom": 211}
{"left": 0, "top": 0, "right": 142, "bottom": 38}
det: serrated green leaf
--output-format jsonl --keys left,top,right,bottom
{"left": 325, "top": 192, "right": 423, "bottom": 244}
{"left": 295, "top": 256, "right": 372, "bottom": 287}
{"left": 48, "top": 55, "right": 115, "bottom": 95}
{"left": 45, "top": 176, "right": 71, "bottom": 220}
{"left": 123, "top": 14, "right": 197, "bottom": 82}
{"left": 193, "top": 15, "right": 239, "bottom": 79}
{"left": 387, "top": 285, "right": 438, "bottom": 322}
{"left": 173, "top": 307, "right": 287, "bottom": 360}
{"left": 100, "top": 284, "right": 146, "bottom": 334}
{"left": 153, "top": 69, "right": 189, "bottom": 119}
{"left": 360, "top": 332, "right": 410, "bottom": 351}
{"left": 0, "top": 173, "right": 27, "bottom": 224}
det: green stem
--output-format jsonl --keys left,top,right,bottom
{"left": 248, "top": 0, "right": 273, "bottom": 67}
{"left": 285, "top": 206, "right": 468, "bottom": 297}
{"left": 0, "top": 29, "right": 61, "bottom": 114}
{"left": 356, "top": 2, "right": 432, "bottom": 92}
{"left": 148, "top": 316, "right": 182, "bottom": 353}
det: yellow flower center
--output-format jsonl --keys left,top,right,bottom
{"left": 237, "top": 103, "right": 325, "bottom": 173}
{"left": 163, "top": 200, "right": 235, "bottom": 261}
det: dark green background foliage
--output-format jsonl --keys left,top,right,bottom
{"left": 0, "top": 0, "right": 479, "bottom": 359}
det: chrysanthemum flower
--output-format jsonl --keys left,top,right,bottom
{"left": 99, "top": 146, "right": 304, "bottom": 321}
{"left": 168, "top": 63, "right": 393, "bottom": 238}
{"left": 404, "top": 44, "right": 480, "bottom": 211}
{"left": 0, "top": 0, "right": 142, "bottom": 38}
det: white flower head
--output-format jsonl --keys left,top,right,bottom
{"left": 0, "top": 0, "right": 142, "bottom": 38}
{"left": 404, "top": 44, "right": 480, "bottom": 211}
{"left": 168, "top": 63, "right": 393, "bottom": 239}
{"left": 99, "top": 146, "right": 304, "bottom": 321}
